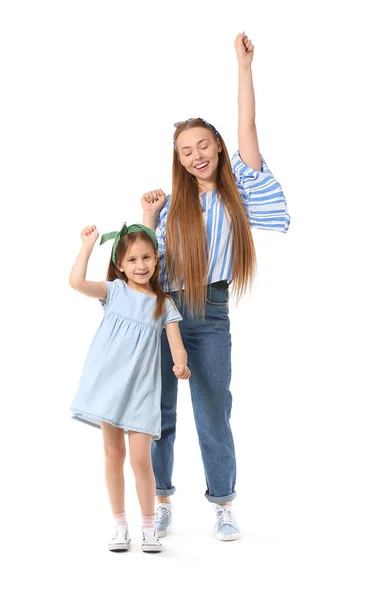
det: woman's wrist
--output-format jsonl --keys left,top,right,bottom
{"left": 238, "top": 62, "right": 252, "bottom": 72}
{"left": 142, "top": 214, "right": 157, "bottom": 230}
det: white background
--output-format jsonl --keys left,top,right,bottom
{"left": 1, "top": 0, "right": 381, "bottom": 598}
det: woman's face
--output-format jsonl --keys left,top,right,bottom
{"left": 176, "top": 127, "right": 222, "bottom": 188}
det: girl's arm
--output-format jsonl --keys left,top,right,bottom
{"left": 165, "top": 322, "right": 191, "bottom": 380}
{"left": 69, "top": 225, "right": 107, "bottom": 300}
{"left": 235, "top": 32, "right": 262, "bottom": 172}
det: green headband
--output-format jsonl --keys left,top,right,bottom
{"left": 100, "top": 223, "right": 158, "bottom": 266}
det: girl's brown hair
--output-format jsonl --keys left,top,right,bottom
{"left": 166, "top": 118, "right": 256, "bottom": 316}
{"left": 106, "top": 231, "right": 167, "bottom": 319}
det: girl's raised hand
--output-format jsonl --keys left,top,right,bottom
{"left": 80, "top": 225, "right": 99, "bottom": 246}
{"left": 141, "top": 189, "right": 167, "bottom": 216}
{"left": 234, "top": 32, "right": 254, "bottom": 67}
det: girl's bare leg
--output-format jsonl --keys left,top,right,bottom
{"left": 128, "top": 432, "right": 155, "bottom": 516}
{"left": 100, "top": 422, "right": 126, "bottom": 514}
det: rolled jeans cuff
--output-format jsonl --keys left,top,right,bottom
{"left": 205, "top": 490, "right": 236, "bottom": 504}
{"left": 155, "top": 486, "right": 176, "bottom": 497}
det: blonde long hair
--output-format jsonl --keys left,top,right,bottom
{"left": 166, "top": 118, "right": 256, "bottom": 316}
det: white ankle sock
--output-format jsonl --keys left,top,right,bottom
{"left": 157, "top": 502, "right": 172, "bottom": 510}
{"left": 113, "top": 511, "right": 128, "bottom": 528}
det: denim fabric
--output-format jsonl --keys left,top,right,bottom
{"left": 152, "top": 284, "right": 237, "bottom": 503}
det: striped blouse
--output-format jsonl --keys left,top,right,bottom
{"left": 156, "top": 150, "right": 290, "bottom": 292}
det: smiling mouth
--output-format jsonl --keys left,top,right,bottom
{"left": 195, "top": 161, "right": 209, "bottom": 170}
{"left": 135, "top": 271, "right": 149, "bottom": 276}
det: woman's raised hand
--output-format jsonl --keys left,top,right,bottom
{"left": 234, "top": 32, "right": 254, "bottom": 67}
{"left": 140, "top": 188, "right": 167, "bottom": 215}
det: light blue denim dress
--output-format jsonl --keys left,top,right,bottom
{"left": 71, "top": 280, "right": 182, "bottom": 439}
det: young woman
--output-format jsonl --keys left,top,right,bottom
{"left": 140, "top": 32, "right": 290, "bottom": 541}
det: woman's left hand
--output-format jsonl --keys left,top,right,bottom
{"left": 234, "top": 32, "right": 254, "bottom": 67}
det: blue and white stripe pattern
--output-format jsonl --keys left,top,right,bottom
{"left": 156, "top": 150, "right": 290, "bottom": 291}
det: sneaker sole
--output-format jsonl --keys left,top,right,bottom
{"left": 156, "top": 525, "right": 171, "bottom": 538}
{"left": 216, "top": 532, "right": 241, "bottom": 541}
{"left": 108, "top": 541, "right": 131, "bottom": 552}
{"left": 141, "top": 545, "right": 164, "bottom": 553}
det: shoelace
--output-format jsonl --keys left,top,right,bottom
{"left": 142, "top": 529, "right": 160, "bottom": 542}
{"left": 216, "top": 508, "right": 234, "bottom": 526}
{"left": 156, "top": 505, "right": 170, "bottom": 525}
{"left": 113, "top": 527, "right": 129, "bottom": 541}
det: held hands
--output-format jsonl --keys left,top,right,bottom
{"left": 173, "top": 363, "right": 191, "bottom": 380}
{"left": 80, "top": 225, "right": 99, "bottom": 247}
{"left": 234, "top": 32, "right": 254, "bottom": 67}
{"left": 141, "top": 189, "right": 167, "bottom": 216}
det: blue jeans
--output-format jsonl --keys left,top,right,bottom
{"left": 152, "top": 283, "right": 237, "bottom": 503}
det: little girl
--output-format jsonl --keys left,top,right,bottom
{"left": 69, "top": 222, "right": 190, "bottom": 553}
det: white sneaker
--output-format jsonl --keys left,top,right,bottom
{"left": 213, "top": 505, "right": 241, "bottom": 541}
{"left": 108, "top": 526, "right": 131, "bottom": 552}
{"left": 154, "top": 503, "right": 173, "bottom": 538}
{"left": 141, "top": 527, "right": 163, "bottom": 552}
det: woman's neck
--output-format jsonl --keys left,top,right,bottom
{"left": 198, "top": 180, "right": 217, "bottom": 193}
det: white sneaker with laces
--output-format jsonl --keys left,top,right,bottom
{"left": 141, "top": 527, "right": 163, "bottom": 552}
{"left": 108, "top": 526, "right": 131, "bottom": 552}
{"left": 213, "top": 505, "right": 241, "bottom": 541}
{"left": 154, "top": 503, "right": 173, "bottom": 538}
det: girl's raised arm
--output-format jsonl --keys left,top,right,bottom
{"left": 235, "top": 32, "right": 262, "bottom": 172}
{"left": 69, "top": 225, "right": 107, "bottom": 300}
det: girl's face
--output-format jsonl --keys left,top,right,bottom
{"left": 119, "top": 239, "right": 158, "bottom": 290}
{"left": 176, "top": 127, "right": 222, "bottom": 189}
